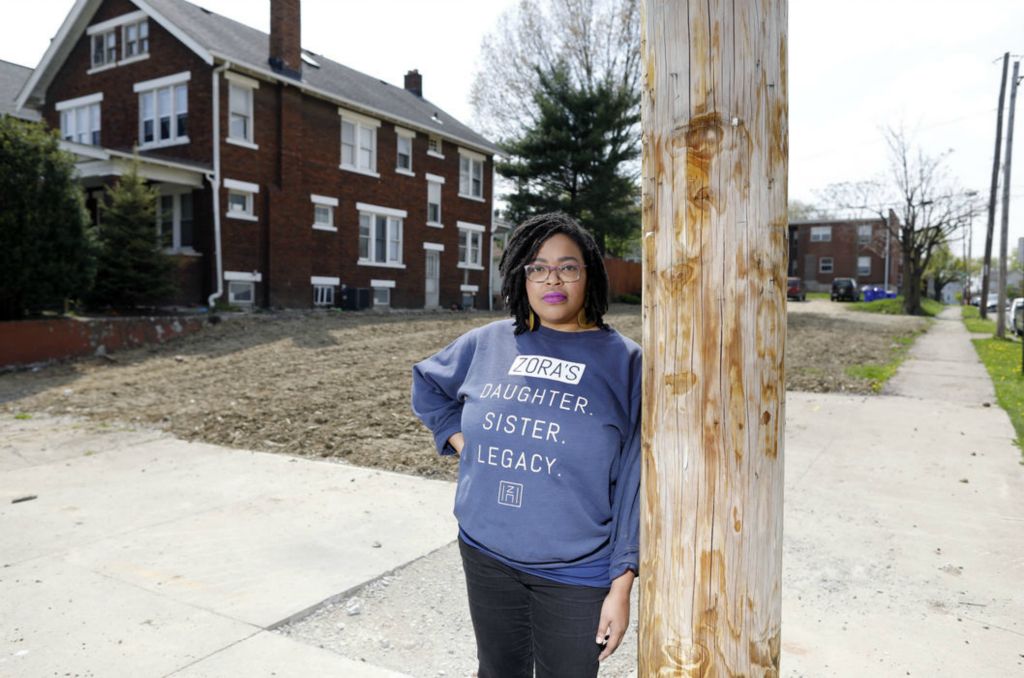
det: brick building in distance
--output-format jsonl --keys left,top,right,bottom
{"left": 15, "top": 0, "right": 499, "bottom": 310}
{"left": 788, "top": 213, "right": 902, "bottom": 292}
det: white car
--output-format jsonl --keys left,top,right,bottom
{"left": 1006, "top": 297, "right": 1024, "bottom": 335}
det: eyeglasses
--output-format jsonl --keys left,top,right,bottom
{"left": 523, "top": 263, "right": 586, "bottom": 283}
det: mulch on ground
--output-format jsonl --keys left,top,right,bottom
{"left": 0, "top": 304, "right": 928, "bottom": 479}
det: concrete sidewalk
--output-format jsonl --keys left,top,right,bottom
{"left": 2, "top": 306, "right": 1023, "bottom": 677}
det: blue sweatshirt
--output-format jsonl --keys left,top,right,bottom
{"left": 411, "top": 319, "right": 641, "bottom": 587}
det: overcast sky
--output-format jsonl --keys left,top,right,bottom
{"left": 3, "top": 0, "right": 1023, "bottom": 259}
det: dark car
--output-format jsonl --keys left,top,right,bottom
{"left": 831, "top": 277, "right": 860, "bottom": 302}
{"left": 787, "top": 277, "right": 806, "bottom": 301}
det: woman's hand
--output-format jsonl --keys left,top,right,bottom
{"left": 447, "top": 432, "right": 465, "bottom": 456}
{"left": 596, "top": 570, "right": 635, "bottom": 661}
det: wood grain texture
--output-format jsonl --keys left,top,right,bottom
{"left": 638, "top": 1, "right": 787, "bottom": 676}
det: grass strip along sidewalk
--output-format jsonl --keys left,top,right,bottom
{"left": 962, "top": 305, "right": 997, "bottom": 334}
{"left": 972, "top": 337, "right": 1024, "bottom": 453}
{"left": 851, "top": 296, "right": 944, "bottom": 317}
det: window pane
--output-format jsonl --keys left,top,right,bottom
{"left": 92, "top": 35, "right": 104, "bottom": 65}
{"left": 106, "top": 32, "right": 117, "bottom": 62}
{"left": 61, "top": 111, "right": 71, "bottom": 140}
{"left": 179, "top": 193, "right": 194, "bottom": 247}
{"left": 428, "top": 203, "right": 440, "bottom": 223}
{"left": 341, "top": 121, "right": 355, "bottom": 166}
{"left": 472, "top": 160, "right": 483, "bottom": 196}
{"left": 374, "top": 288, "right": 390, "bottom": 306}
{"left": 375, "top": 215, "right": 387, "bottom": 262}
{"left": 230, "top": 114, "right": 247, "bottom": 140}
{"left": 388, "top": 218, "right": 401, "bottom": 262}
{"left": 175, "top": 86, "right": 188, "bottom": 137}
{"left": 229, "top": 84, "right": 249, "bottom": 115}
{"left": 158, "top": 87, "right": 171, "bottom": 140}
{"left": 359, "top": 213, "right": 371, "bottom": 259}
{"left": 459, "top": 157, "right": 470, "bottom": 194}
{"left": 159, "top": 196, "right": 174, "bottom": 248}
{"left": 459, "top": 232, "right": 467, "bottom": 263}
{"left": 76, "top": 108, "right": 88, "bottom": 143}
{"left": 314, "top": 205, "right": 331, "bottom": 226}
{"left": 359, "top": 127, "right": 374, "bottom": 170}
{"left": 228, "top": 192, "right": 248, "bottom": 213}
{"left": 141, "top": 91, "right": 154, "bottom": 118}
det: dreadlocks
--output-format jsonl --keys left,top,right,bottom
{"left": 499, "top": 212, "right": 610, "bottom": 335}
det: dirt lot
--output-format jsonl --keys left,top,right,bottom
{"left": 0, "top": 301, "right": 928, "bottom": 479}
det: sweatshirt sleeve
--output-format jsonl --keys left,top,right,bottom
{"left": 609, "top": 350, "right": 642, "bottom": 581}
{"left": 411, "top": 330, "right": 477, "bottom": 455}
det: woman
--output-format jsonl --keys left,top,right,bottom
{"left": 411, "top": 212, "right": 641, "bottom": 677}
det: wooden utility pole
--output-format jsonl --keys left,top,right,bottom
{"left": 639, "top": 2, "right": 787, "bottom": 676}
{"left": 981, "top": 53, "right": 1009, "bottom": 320}
{"left": 996, "top": 60, "right": 1019, "bottom": 338}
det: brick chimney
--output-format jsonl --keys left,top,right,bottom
{"left": 269, "top": 0, "right": 302, "bottom": 79}
{"left": 404, "top": 69, "right": 422, "bottom": 98}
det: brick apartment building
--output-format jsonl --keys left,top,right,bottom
{"left": 788, "top": 214, "right": 902, "bottom": 292}
{"left": 14, "top": 0, "right": 499, "bottom": 310}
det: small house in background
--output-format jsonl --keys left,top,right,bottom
{"left": 0, "top": 59, "right": 41, "bottom": 121}
{"left": 15, "top": 0, "right": 499, "bottom": 311}
{"left": 788, "top": 212, "right": 902, "bottom": 292}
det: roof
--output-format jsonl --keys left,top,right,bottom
{"left": 0, "top": 60, "right": 41, "bottom": 121}
{"left": 18, "top": 0, "right": 498, "bottom": 155}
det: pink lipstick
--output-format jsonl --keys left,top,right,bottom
{"left": 543, "top": 292, "right": 567, "bottom": 303}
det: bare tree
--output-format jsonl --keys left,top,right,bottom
{"left": 823, "top": 126, "right": 976, "bottom": 315}
{"left": 470, "top": 0, "right": 640, "bottom": 141}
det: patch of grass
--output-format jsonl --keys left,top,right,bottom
{"left": 962, "top": 305, "right": 996, "bottom": 335}
{"left": 973, "top": 337, "right": 1024, "bottom": 451}
{"left": 843, "top": 328, "right": 923, "bottom": 392}
{"left": 806, "top": 291, "right": 829, "bottom": 301}
{"left": 14, "top": 412, "right": 32, "bottom": 420}
{"left": 850, "top": 296, "right": 944, "bottom": 317}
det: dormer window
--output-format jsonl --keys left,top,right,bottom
{"left": 123, "top": 20, "right": 149, "bottom": 60}
{"left": 91, "top": 31, "right": 117, "bottom": 68}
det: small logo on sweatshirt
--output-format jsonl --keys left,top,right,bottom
{"left": 497, "top": 480, "right": 523, "bottom": 508}
{"left": 508, "top": 355, "right": 585, "bottom": 385}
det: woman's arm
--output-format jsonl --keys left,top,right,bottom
{"left": 596, "top": 569, "right": 635, "bottom": 661}
{"left": 410, "top": 332, "right": 477, "bottom": 455}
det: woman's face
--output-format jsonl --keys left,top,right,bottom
{"left": 525, "top": 233, "right": 589, "bottom": 331}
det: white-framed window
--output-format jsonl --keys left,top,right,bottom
{"left": 396, "top": 127, "right": 414, "bottom": 174}
{"left": 56, "top": 93, "right": 102, "bottom": 146}
{"left": 156, "top": 190, "right": 195, "bottom": 252}
{"left": 458, "top": 149, "right": 485, "bottom": 200}
{"left": 226, "top": 72, "right": 259, "bottom": 148}
{"left": 458, "top": 221, "right": 485, "bottom": 268}
{"left": 371, "top": 279, "right": 395, "bottom": 307}
{"left": 311, "top": 276, "right": 339, "bottom": 306}
{"left": 225, "top": 271, "right": 261, "bottom": 306}
{"left": 819, "top": 257, "right": 834, "bottom": 274}
{"left": 857, "top": 224, "right": 872, "bottom": 245}
{"left": 122, "top": 19, "right": 149, "bottom": 60}
{"left": 857, "top": 256, "right": 871, "bottom": 276}
{"left": 311, "top": 194, "right": 338, "bottom": 231}
{"left": 339, "top": 109, "right": 380, "bottom": 176}
{"left": 810, "top": 226, "right": 832, "bottom": 242}
{"left": 91, "top": 30, "right": 117, "bottom": 68}
{"left": 224, "top": 178, "right": 259, "bottom": 221}
{"left": 427, "top": 134, "right": 444, "bottom": 158}
{"left": 357, "top": 203, "right": 406, "bottom": 267}
{"left": 228, "top": 282, "right": 254, "bottom": 305}
{"left": 426, "top": 173, "right": 444, "bottom": 227}
{"left": 135, "top": 72, "right": 190, "bottom": 147}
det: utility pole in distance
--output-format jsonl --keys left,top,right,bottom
{"left": 982, "top": 53, "right": 1009, "bottom": 319}
{"left": 639, "top": 1, "right": 787, "bottom": 675}
{"left": 997, "top": 60, "right": 1020, "bottom": 338}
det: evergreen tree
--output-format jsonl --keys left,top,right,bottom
{"left": 498, "top": 64, "right": 640, "bottom": 254}
{"left": 0, "top": 117, "right": 96, "bottom": 320}
{"left": 88, "top": 164, "right": 175, "bottom": 310}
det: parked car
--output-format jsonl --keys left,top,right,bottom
{"left": 1005, "top": 298, "right": 1024, "bottom": 335}
{"left": 831, "top": 278, "right": 860, "bottom": 302}
{"left": 787, "top": 277, "right": 806, "bottom": 301}
{"left": 985, "top": 294, "right": 1003, "bottom": 313}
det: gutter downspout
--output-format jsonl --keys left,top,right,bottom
{"left": 206, "top": 61, "right": 231, "bottom": 308}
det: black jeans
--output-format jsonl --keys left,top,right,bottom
{"left": 459, "top": 536, "right": 610, "bottom": 678}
